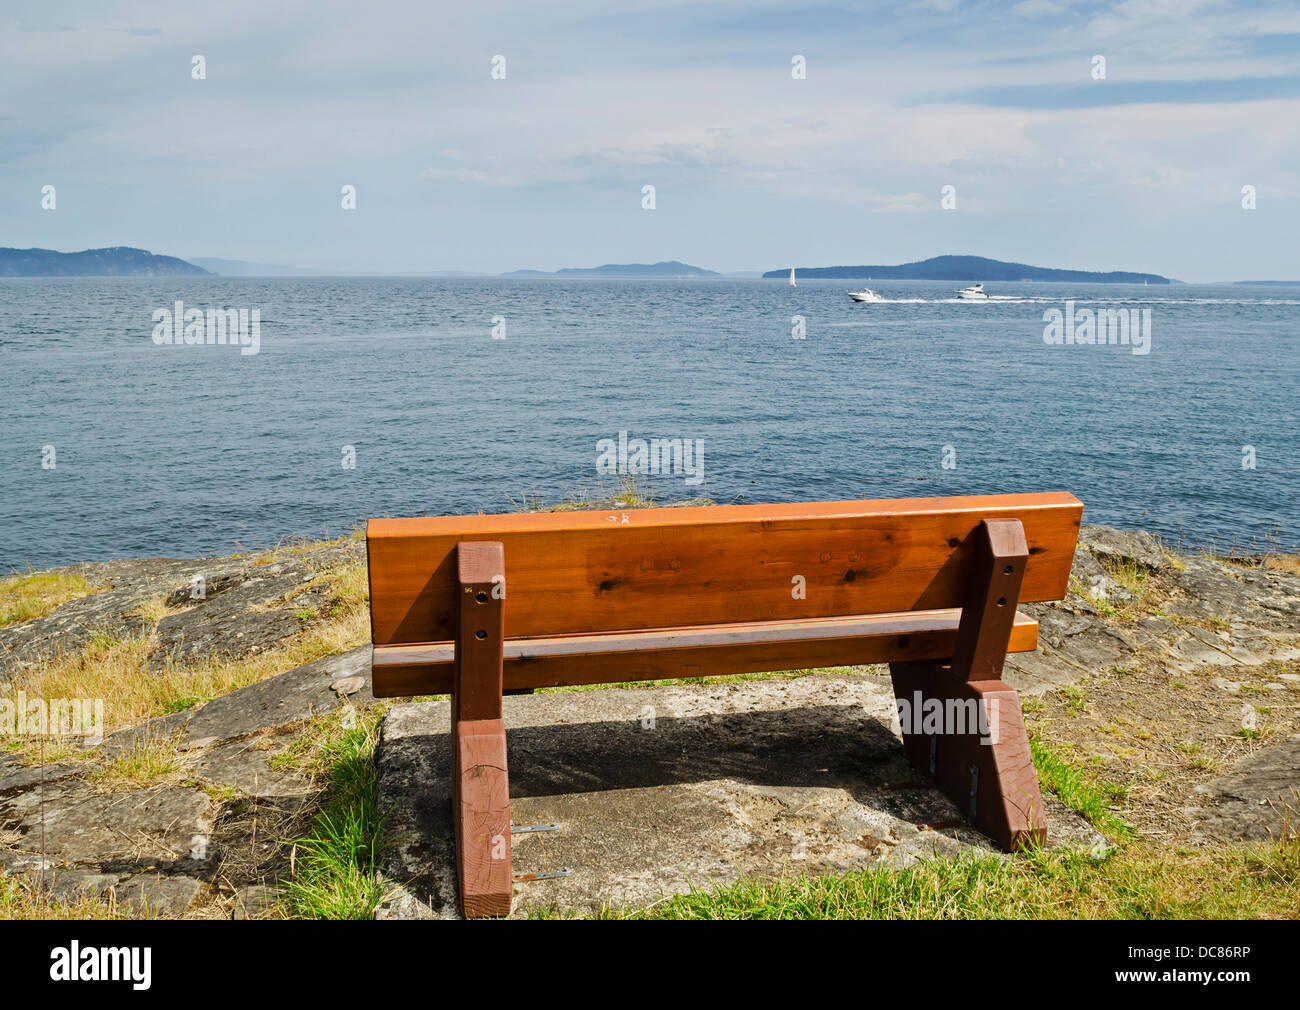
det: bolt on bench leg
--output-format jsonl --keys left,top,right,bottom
{"left": 889, "top": 519, "right": 1046, "bottom": 850}
{"left": 453, "top": 541, "right": 512, "bottom": 918}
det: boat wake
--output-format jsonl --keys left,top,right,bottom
{"left": 842, "top": 296, "right": 1300, "bottom": 306}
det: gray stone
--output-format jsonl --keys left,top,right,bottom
{"left": 232, "top": 884, "right": 281, "bottom": 920}
{"left": 330, "top": 675, "right": 366, "bottom": 696}
{"left": 46, "top": 867, "right": 122, "bottom": 903}
{"left": 1080, "top": 525, "right": 1170, "bottom": 571}
{"left": 1031, "top": 606, "right": 1136, "bottom": 672}
{"left": 1189, "top": 738, "right": 1300, "bottom": 842}
{"left": 180, "top": 646, "right": 372, "bottom": 744}
{"left": 0, "top": 756, "right": 84, "bottom": 795}
{"left": 0, "top": 541, "right": 363, "bottom": 675}
{"left": 190, "top": 738, "right": 314, "bottom": 801}
{"left": 0, "top": 779, "right": 212, "bottom": 865}
{"left": 1166, "top": 560, "right": 1254, "bottom": 620}
{"left": 1171, "top": 629, "right": 1240, "bottom": 669}
{"left": 113, "top": 872, "right": 204, "bottom": 916}
{"left": 1068, "top": 547, "right": 1133, "bottom": 604}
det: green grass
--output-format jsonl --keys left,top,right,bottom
{"left": 281, "top": 709, "right": 391, "bottom": 919}
{"left": 559, "top": 836, "right": 1300, "bottom": 919}
{"left": 1030, "top": 738, "right": 1136, "bottom": 839}
{"left": 1097, "top": 556, "right": 1148, "bottom": 597}
{"left": 161, "top": 695, "right": 206, "bottom": 715}
{"left": 0, "top": 571, "right": 95, "bottom": 627}
{"left": 1061, "top": 684, "right": 1089, "bottom": 716}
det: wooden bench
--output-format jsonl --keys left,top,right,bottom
{"left": 367, "top": 491, "right": 1083, "bottom": 917}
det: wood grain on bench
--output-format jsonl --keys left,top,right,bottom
{"left": 368, "top": 492, "right": 1082, "bottom": 648}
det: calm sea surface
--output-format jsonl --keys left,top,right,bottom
{"left": 0, "top": 277, "right": 1296, "bottom": 569}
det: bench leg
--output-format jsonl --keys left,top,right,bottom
{"left": 889, "top": 519, "right": 1046, "bottom": 850}
{"left": 453, "top": 541, "right": 512, "bottom": 918}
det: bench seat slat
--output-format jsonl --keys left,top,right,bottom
{"left": 370, "top": 608, "right": 1039, "bottom": 697}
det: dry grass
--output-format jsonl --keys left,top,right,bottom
{"left": 0, "top": 872, "right": 142, "bottom": 919}
{"left": 1264, "top": 553, "right": 1300, "bottom": 575}
{"left": 5, "top": 558, "right": 370, "bottom": 757}
{"left": 247, "top": 528, "right": 365, "bottom": 567}
{"left": 0, "top": 571, "right": 97, "bottom": 627}
{"left": 1096, "top": 555, "right": 1149, "bottom": 596}
{"left": 517, "top": 475, "right": 713, "bottom": 514}
{"left": 1024, "top": 657, "right": 1300, "bottom": 840}
{"left": 90, "top": 728, "right": 187, "bottom": 789}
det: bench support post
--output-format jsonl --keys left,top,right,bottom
{"left": 889, "top": 519, "right": 1046, "bottom": 850}
{"left": 452, "top": 541, "right": 512, "bottom": 917}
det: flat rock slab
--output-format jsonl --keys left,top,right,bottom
{"left": 376, "top": 674, "right": 1103, "bottom": 919}
{"left": 180, "top": 645, "right": 373, "bottom": 743}
{"left": 0, "top": 778, "right": 212, "bottom": 866}
{"left": 1188, "top": 737, "right": 1300, "bottom": 842}
{"left": 99, "top": 645, "right": 373, "bottom": 758}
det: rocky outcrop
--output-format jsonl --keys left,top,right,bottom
{"left": 1187, "top": 738, "right": 1300, "bottom": 843}
{"left": 1009, "top": 525, "right": 1300, "bottom": 694}
{"left": 0, "top": 541, "right": 363, "bottom": 678}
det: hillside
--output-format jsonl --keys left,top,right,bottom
{"left": 0, "top": 246, "right": 210, "bottom": 277}
{"left": 765, "top": 255, "right": 1171, "bottom": 284}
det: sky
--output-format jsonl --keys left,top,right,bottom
{"left": 2, "top": 0, "right": 1299, "bottom": 280}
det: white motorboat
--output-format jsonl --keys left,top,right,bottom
{"left": 955, "top": 283, "right": 989, "bottom": 300}
{"left": 847, "top": 287, "right": 882, "bottom": 302}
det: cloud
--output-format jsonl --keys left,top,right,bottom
{"left": 1009, "top": 0, "right": 1070, "bottom": 17}
{"left": 0, "top": 0, "right": 1295, "bottom": 276}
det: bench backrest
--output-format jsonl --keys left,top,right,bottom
{"left": 368, "top": 492, "right": 1082, "bottom": 647}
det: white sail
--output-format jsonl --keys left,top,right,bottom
{"left": 789, "top": 268, "right": 796, "bottom": 287}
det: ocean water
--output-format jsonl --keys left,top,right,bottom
{"left": 0, "top": 276, "right": 1296, "bottom": 569}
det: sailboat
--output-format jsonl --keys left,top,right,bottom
{"left": 789, "top": 268, "right": 796, "bottom": 287}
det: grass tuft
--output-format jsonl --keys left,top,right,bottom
{"left": 281, "top": 708, "right": 391, "bottom": 919}
{"left": 92, "top": 728, "right": 185, "bottom": 787}
{"left": 0, "top": 571, "right": 96, "bottom": 627}
{"left": 1031, "top": 738, "right": 1136, "bottom": 839}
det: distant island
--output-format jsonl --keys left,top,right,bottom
{"left": 505, "top": 260, "right": 719, "bottom": 278}
{"left": 763, "top": 255, "right": 1172, "bottom": 285}
{"left": 0, "top": 246, "right": 210, "bottom": 277}
{"left": 1, "top": 249, "right": 1202, "bottom": 284}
